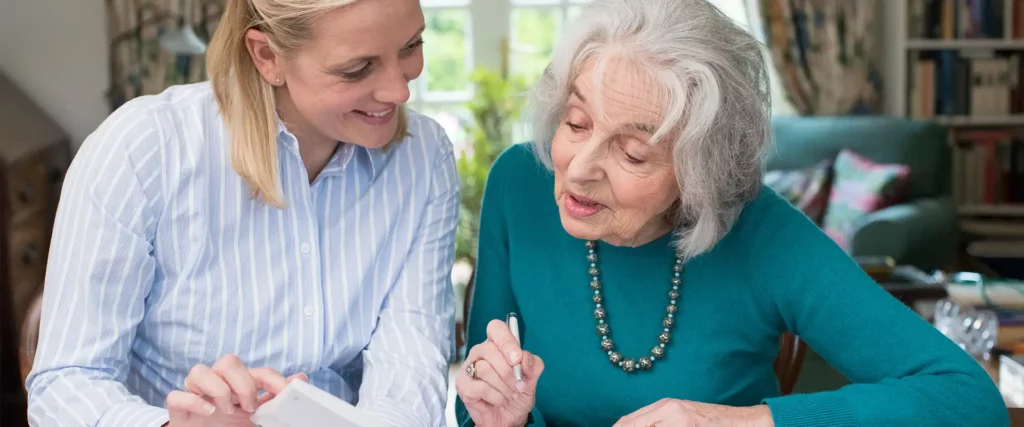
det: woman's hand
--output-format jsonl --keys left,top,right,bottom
{"left": 613, "top": 399, "right": 773, "bottom": 427}
{"left": 166, "top": 354, "right": 306, "bottom": 427}
{"left": 456, "top": 319, "right": 545, "bottom": 427}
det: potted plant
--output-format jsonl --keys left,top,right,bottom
{"left": 454, "top": 66, "right": 527, "bottom": 355}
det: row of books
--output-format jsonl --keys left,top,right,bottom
{"left": 952, "top": 129, "right": 1024, "bottom": 206}
{"left": 908, "top": 0, "right": 1024, "bottom": 39}
{"left": 909, "top": 51, "right": 1023, "bottom": 118}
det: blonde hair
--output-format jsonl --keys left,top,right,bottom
{"left": 207, "top": 0, "right": 410, "bottom": 207}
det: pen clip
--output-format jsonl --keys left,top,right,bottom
{"left": 506, "top": 312, "right": 520, "bottom": 344}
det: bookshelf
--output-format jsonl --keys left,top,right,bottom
{"left": 906, "top": 38, "right": 1024, "bottom": 49}
{"left": 933, "top": 114, "right": 1024, "bottom": 126}
{"left": 960, "top": 204, "right": 1024, "bottom": 216}
{"left": 894, "top": 0, "right": 1024, "bottom": 227}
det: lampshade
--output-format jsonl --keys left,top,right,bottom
{"left": 158, "top": 25, "right": 207, "bottom": 56}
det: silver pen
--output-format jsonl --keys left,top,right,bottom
{"left": 507, "top": 312, "right": 523, "bottom": 383}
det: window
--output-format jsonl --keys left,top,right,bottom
{"left": 507, "top": 0, "right": 590, "bottom": 84}
{"left": 412, "top": 0, "right": 588, "bottom": 151}
{"left": 412, "top": 0, "right": 788, "bottom": 151}
{"left": 411, "top": 0, "right": 475, "bottom": 151}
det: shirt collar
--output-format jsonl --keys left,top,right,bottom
{"left": 274, "top": 115, "right": 384, "bottom": 179}
{"left": 361, "top": 146, "right": 386, "bottom": 178}
{"left": 318, "top": 144, "right": 356, "bottom": 177}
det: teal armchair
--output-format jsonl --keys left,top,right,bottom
{"left": 767, "top": 116, "right": 958, "bottom": 271}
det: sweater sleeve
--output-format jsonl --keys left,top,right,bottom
{"left": 757, "top": 203, "right": 1008, "bottom": 427}
{"left": 455, "top": 146, "right": 548, "bottom": 427}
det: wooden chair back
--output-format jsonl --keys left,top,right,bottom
{"left": 773, "top": 332, "right": 807, "bottom": 395}
{"left": 19, "top": 287, "right": 43, "bottom": 389}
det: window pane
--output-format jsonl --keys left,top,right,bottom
{"left": 567, "top": 5, "right": 583, "bottom": 23}
{"left": 409, "top": 78, "right": 420, "bottom": 102}
{"left": 510, "top": 0, "right": 560, "bottom": 5}
{"left": 511, "top": 7, "right": 562, "bottom": 85}
{"left": 419, "top": 104, "right": 471, "bottom": 153}
{"left": 423, "top": 9, "right": 469, "bottom": 93}
{"left": 707, "top": 0, "right": 752, "bottom": 32}
{"left": 420, "top": 0, "right": 469, "bottom": 6}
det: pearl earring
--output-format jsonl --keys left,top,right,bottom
{"left": 274, "top": 77, "right": 281, "bottom": 85}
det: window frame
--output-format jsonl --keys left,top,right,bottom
{"left": 411, "top": 0, "right": 781, "bottom": 148}
{"left": 412, "top": 0, "right": 587, "bottom": 148}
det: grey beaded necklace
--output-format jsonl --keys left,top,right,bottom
{"left": 586, "top": 240, "right": 681, "bottom": 373}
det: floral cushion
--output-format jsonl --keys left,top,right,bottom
{"left": 821, "top": 150, "right": 911, "bottom": 250}
{"left": 764, "top": 159, "right": 834, "bottom": 224}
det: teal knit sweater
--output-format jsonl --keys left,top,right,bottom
{"left": 455, "top": 143, "right": 1008, "bottom": 426}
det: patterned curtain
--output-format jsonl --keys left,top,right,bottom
{"left": 758, "top": 0, "right": 881, "bottom": 116}
{"left": 106, "top": 0, "right": 226, "bottom": 110}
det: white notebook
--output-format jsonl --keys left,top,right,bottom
{"left": 251, "top": 380, "right": 385, "bottom": 427}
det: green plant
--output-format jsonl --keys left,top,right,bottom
{"left": 455, "top": 67, "right": 528, "bottom": 264}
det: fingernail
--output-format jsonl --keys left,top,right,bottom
{"left": 509, "top": 351, "right": 520, "bottom": 363}
{"left": 203, "top": 403, "right": 216, "bottom": 414}
{"left": 516, "top": 381, "right": 526, "bottom": 392}
{"left": 243, "top": 402, "right": 255, "bottom": 413}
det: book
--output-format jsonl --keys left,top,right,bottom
{"left": 251, "top": 380, "right": 384, "bottom": 427}
{"left": 1000, "top": 354, "right": 1024, "bottom": 405}
{"left": 946, "top": 272, "right": 1024, "bottom": 309}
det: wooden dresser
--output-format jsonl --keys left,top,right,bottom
{"left": 0, "top": 72, "right": 71, "bottom": 426}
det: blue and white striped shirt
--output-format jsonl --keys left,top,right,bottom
{"left": 26, "top": 82, "right": 459, "bottom": 426}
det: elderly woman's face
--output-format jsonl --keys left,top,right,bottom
{"left": 551, "top": 57, "right": 679, "bottom": 247}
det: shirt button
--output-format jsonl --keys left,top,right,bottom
{"left": 300, "top": 243, "right": 311, "bottom": 254}
{"left": 304, "top": 306, "right": 314, "bottom": 316}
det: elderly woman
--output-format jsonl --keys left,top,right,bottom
{"left": 454, "top": 0, "right": 1008, "bottom": 426}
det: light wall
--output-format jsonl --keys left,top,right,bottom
{"left": 0, "top": 0, "right": 903, "bottom": 152}
{"left": 0, "top": 0, "right": 110, "bottom": 148}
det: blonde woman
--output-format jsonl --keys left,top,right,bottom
{"left": 26, "top": 0, "right": 458, "bottom": 426}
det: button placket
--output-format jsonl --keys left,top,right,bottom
{"left": 301, "top": 179, "right": 327, "bottom": 369}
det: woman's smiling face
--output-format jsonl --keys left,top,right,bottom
{"left": 273, "top": 0, "right": 425, "bottom": 148}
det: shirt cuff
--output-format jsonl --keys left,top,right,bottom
{"left": 455, "top": 400, "right": 543, "bottom": 427}
{"left": 361, "top": 401, "right": 422, "bottom": 427}
{"left": 763, "top": 392, "right": 858, "bottom": 427}
{"left": 98, "top": 403, "right": 169, "bottom": 427}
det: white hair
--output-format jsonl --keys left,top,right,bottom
{"left": 528, "top": 0, "right": 772, "bottom": 260}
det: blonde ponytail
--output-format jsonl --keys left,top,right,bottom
{"left": 208, "top": 0, "right": 409, "bottom": 208}
{"left": 208, "top": 0, "right": 284, "bottom": 206}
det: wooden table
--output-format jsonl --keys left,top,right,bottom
{"left": 979, "top": 357, "right": 1024, "bottom": 425}
{"left": 870, "top": 272, "right": 1024, "bottom": 424}
{"left": 879, "top": 281, "right": 948, "bottom": 305}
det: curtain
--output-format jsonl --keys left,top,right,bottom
{"left": 758, "top": 0, "right": 881, "bottom": 116}
{"left": 106, "top": 0, "right": 225, "bottom": 110}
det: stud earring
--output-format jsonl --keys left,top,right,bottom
{"left": 274, "top": 77, "right": 282, "bottom": 85}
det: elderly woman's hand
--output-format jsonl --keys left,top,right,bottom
{"left": 456, "top": 319, "right": 545, "bottom": 427}
{"left": 613, "top": 398, "right": 773, "bottom": 427}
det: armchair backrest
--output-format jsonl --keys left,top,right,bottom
{"left": 767, "top": 116, "right": 951, "bottom": 199}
